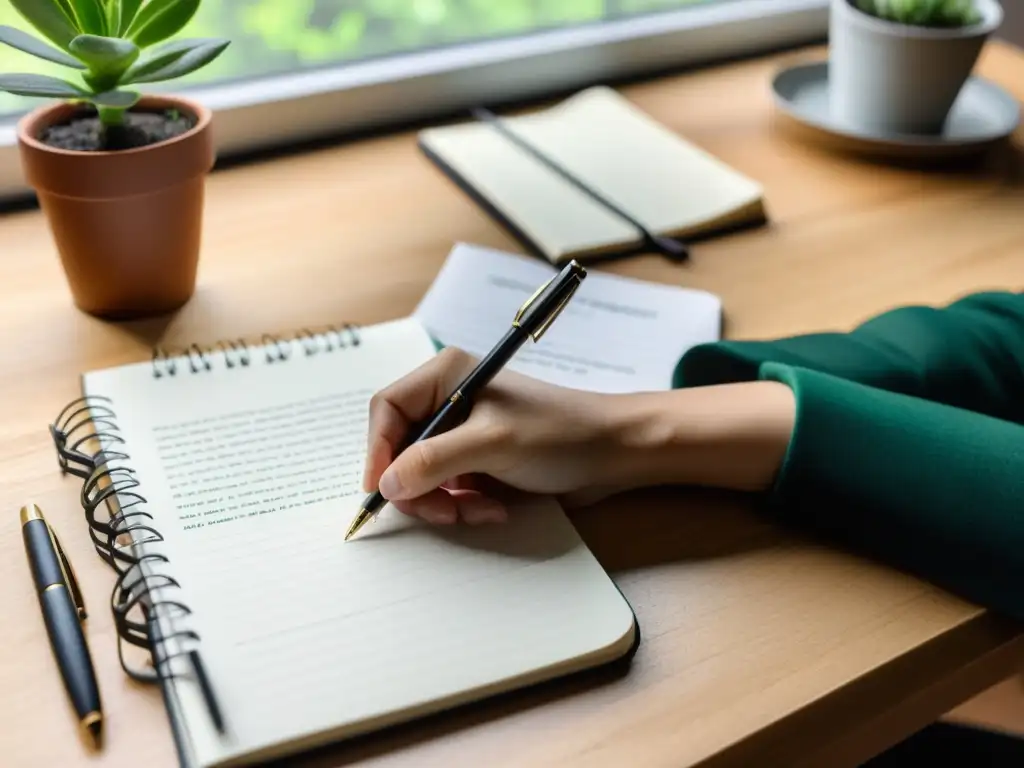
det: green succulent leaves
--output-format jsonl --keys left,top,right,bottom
{"left": 854, "top": 0, "right": 982, "bottom": 27}
{"left": 0, "top": 71, "right": 137, "bottom": 107}
{"left": 124, "top": 37, "right": 228, "bottom": 83}
{"left": 0, "top": 72, "right": 85, "bottom": 97}
{"left": 0, "top": 25, "right": 84, "bottom": 68}
{"left": 118, "top": 0, "right": 144, "bottom": 35}
{"left": 9, "top": 0, "right": 79, "bottom": 48}
{"left": 125, "top": 0, "right": 200, "bottom": 48}
{"left": 72, "top": 0, "right": 108, "bottom": 36}
{"left": 0, "top": 0, "right": 229, "bottom": 126}
{"left": 70, "top": 34, "right": 139, "bottom": 73}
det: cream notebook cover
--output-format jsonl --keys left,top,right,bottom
{"left": 419, "top": 86, "right": 766, "bottom": 264}
{"left": 54, "top": 318, "right": 638, "bottom": 768}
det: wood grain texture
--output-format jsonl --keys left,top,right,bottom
{"left": 2, "top": 41, "right": 1024, "bottom": 768}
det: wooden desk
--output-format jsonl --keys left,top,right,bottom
{"left": 3, "top": 42, "right": 1024, "bottom": 768}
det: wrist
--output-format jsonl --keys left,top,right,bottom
{"left": 603, "top": 381, "right": 797, "bottom": 494}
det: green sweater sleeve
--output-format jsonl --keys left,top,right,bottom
{"left": 673, "top": 291, "right": 1024, "bottom": 422}
{"left": 673, "top": 291, "right": 1024, "bottom": 622}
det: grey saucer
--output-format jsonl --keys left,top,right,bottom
{"left": 771, "top": 61, "right": 1020, "bottom": 159}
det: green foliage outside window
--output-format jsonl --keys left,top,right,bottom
{"left": 0, "top": 0, "right": 708, "bottom": 117}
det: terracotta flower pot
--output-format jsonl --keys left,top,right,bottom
{"left": 17, "top": 95, "right": 215, "bottom": 320}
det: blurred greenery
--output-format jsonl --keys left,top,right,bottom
{"left": 0, "top": 0, "right": 710, "bottom": 117}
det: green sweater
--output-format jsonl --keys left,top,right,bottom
{"left": 673, "top": 291, "right": 1024, "bottom": 624}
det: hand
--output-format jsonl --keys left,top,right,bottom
{"left": 361, "top": 347, "right": 638, "bottom": 526}
{"left": 362, "top": 347, "right": 797, "bottom": 527}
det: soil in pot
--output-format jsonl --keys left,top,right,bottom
{"left": 38, "top": 106, "right": 197, "bottom": 152}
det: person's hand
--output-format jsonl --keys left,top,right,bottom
{"left": 361, "top": 346, "right": 796, "bottom": 527}
{"left": 361, "top": 347, "right": 637, "bottom": 526}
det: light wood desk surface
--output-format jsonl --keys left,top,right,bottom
{"left": 3, "top": 41, "right": 1024, "bottom": 768}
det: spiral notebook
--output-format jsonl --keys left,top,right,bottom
{"left": 48, "top": 317, "right": 639, "bottom": 768}
{"left": 419, "top": 86, "right": 766, "bottom": 264}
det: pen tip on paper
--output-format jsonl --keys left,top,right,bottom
{"left": 345, "top": 508, "right": 371, "bottom": 541}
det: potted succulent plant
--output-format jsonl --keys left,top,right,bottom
{"left": 0, "top": 0, "right": 229, "bottom": 319}
{"left": 830, "top": 0, "right": 1003, "bottom": 135}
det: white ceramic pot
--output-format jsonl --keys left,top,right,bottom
{"left": 829, "top": 0, "right": 1003, "bottom": 135}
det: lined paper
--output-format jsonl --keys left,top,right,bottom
{"left": 154, "top": 389, "right": 371, "bottom": 532}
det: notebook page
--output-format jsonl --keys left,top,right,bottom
{"left": 414, "top": 244, "right": 722, "bottom": 393}
{"left": 82, "top": 318, "right": 635, "bottom": 768}
{"left": 420, "top": 121, "right": 641, "bottom": 262}
{"left": 506, "top": 87, "right": 764, "bottom": 236}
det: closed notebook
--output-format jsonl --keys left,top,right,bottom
{"left": 47, "top": 317, "right": 639, "bottom": 768}
{"left": 418, "top": 86, "right": 766, "bottom": 264}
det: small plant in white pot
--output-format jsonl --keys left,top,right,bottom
{"left": 0, "top": 0, "right": 229, "bottom": 319}
{"left": 829, "top": 0, "right": 1003, "bottom": 135}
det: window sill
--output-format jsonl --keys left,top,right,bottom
{"left": 0, "top": 0, "right": 827, "bottom": 204}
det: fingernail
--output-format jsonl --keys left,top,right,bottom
{"left": 379, "top": 470, "right": 403, "bottom": 500}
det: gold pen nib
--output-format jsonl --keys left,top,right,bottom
{"left": 344, "top": 508, "right": 372, "bottom": 541}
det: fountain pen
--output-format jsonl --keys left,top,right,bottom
{"left": 21, "top": 504, "right": 103, "bottom": 750}
{"left": 345, "top": 259, "right": 588, "bottom": 540}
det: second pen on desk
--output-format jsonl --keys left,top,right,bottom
{"left": 21, "top": 504, "right": 103, "bottom": 750}
{"left": 345, "top": 259, "right": 588, "bottom": 540}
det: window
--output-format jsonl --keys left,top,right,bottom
{"left": 0, "top": 0, "right": 826, "bottom": 199}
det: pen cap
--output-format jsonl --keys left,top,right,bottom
{"left": 514, "top": 261, "right": 586, "bottom": 338}
{"left": 21, "top": 507, "right": 66, "bottom": 590}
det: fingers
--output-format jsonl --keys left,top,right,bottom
{"left": 391, "top": 488, "right": 508, "bottom": 526}
{"left": 364, "top": 347, "right": 479, "bottom": 491}
{"left": 379, "top": 421, "right": 500, "bottom": 501}
{"left": 362, "top": 398, "right": 405, "bottom": 492}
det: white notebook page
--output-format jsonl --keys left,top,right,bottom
{"left": 414, "top": 244, "right": 722, "bottom": 393}
{"left": 82, "top": 318, "right": 635, "bottom": 768}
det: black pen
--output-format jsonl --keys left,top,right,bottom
{"left": 345, "top": 259, "right": 588, "bottom": 540}
{"left": 21, "top": 504, "right": 103, "bottom": 750}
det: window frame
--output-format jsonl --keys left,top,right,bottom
{"left": 0, "top": 0, "right": 827, "bottom": 203}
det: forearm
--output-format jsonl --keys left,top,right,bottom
{"left": 611, "top": 363, "right": 1024, "bottom": 622}
{"left": 607, "top": 381, "right": 796, "bottom": 494}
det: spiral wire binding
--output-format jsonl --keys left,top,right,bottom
{"left": 152, "top": 323, "right": 361, "bottom": 377}
{"left": 50, "top": 395, "right": 221, "bottom": 736}
{"left": 49, "top": 326, "right": 364, "bottom": 738}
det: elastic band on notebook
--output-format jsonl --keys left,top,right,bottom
{"left": 471, "top": 107, "right": 688, "bottom": 262}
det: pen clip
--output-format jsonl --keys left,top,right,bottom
{"left": 513, "top": 276, "right": 554, "bottom": 328}
{"left": 530, "top": 273, "right": 584, "bottom": 342}
{"left": 48, "top": 523, "right": 87, "bottom": 621}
